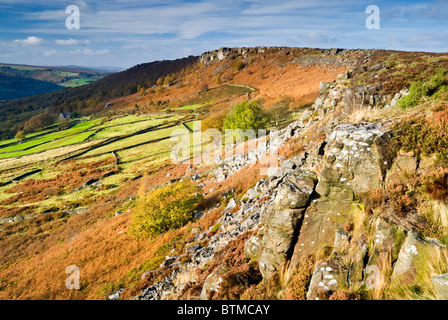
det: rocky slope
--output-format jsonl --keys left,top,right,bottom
{"left": 107, "top": 51, "right": 448, "bottom": 300}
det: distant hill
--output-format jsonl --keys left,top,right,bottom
{"left": 0, "top": 63, "right": 111, "bottom": 100}
{"left": 0, "top": 73, "right": 62, "bottom": 100}
{"left": 0, "top": 56, "right": 198, "bottom": 139}
{"left": 55, "top": 65, "right": 126, "bottom": 73}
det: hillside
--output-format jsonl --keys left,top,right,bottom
{"left": 1, "top": 47, "right": 448, "bottom": 301}
{"left": 0, "top": 73, "right": 62, "bottom": 100}
{"left": 0, "top": 63, "right": 111, "bottom": 101}
{"left": 0, "top": 57, "right": 198, "bottom": 140}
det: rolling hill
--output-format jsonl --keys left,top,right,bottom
{"left": 0, "top": 63, "right": 111, "bottom": 101}
{"left": 0, "top": 56, "right": 198, "bottom": 140}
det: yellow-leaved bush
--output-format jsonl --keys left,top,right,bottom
{"left": 131, "top": 181, "right": 203, "bottom": 239}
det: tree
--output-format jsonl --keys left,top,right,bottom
{"left": 202, "top": 110, "right": 226, "bottom": 132}
{"left": 156, "top": 77, "right": 164, "bottom": 86}
{"left": 269, "top": 103, "right": 292, "bottom": 129}
{"left": 215, "top": 73, "right": 222, "bottom": 84}
{"left": 224, "top": 100, "right": 269, "bottom": 133}
{"left": 71, "top": 111, "right": 81, "bottom": 118}
{"left": 15, "top": 130, "right": 26, "bottom": 141}
{"left": 23, "top": 113, "right": 54, "bottom": 133}
{"left": 58, "top": 119, "right": 71, "bottom": 130}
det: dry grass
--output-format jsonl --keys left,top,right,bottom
{"left": 282, "top": 257, "right": 315, "bottom": 300}
{"left": 371, "top": 250, "right": 393, "bottom": 300}
{"left": 386, "top": 247, "right": 448, "bottom": 300}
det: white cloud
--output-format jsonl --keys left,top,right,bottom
{"left": 43, "top": 49, "right": 57, "bottom": 56}
{"left": 69, "top": 48, "right": 110, "bottom": 56}
{"left": 55, "top": 39, "right": 90, "bottom": 45}
{"left": 13, "top": 36, "right": 43, "bottom": 45}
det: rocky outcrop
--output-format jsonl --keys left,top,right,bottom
{"left": 128, "top": 56, "right": 447, "bottom": 300}
{"left": 259, "top": 170, "right": 317, "bottom": 279}
{"left": 316, "top": 122, "right": 394, "bottom": 198}
{"left": 199, "top": 47, "right": 233, "bottom": 65}
{"left": 285, "top": 122, "right": 394, "bottom": 280}
{"left": 390, "top": 232, "right": 445, "bottom": 285}
{"left": 307, "top": 259, "right": 349, "bottom": 300}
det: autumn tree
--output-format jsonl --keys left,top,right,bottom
{"left": 14, "top": 130, "right": 26, "bottom": 141}
{"left": 268, "top": 103, "right": 292, "bottom": 129}
{"left": 23, "top": 113, "right": 54, "bottom": 133}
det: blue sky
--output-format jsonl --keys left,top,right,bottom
{"left": 0, "top": 0, "right": 447, "bottom": 69}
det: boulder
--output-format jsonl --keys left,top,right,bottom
{"left": 431, "top": 274, "right": 448, "bottom": 299}
{"left": 391, "top": 232, "right": 445, "bottom": 284}
{"left": 259, "top": 170, "right": 317, "bottom": 279}
{"left": 315, "top": 122, "right": 394, "bottom": 198}
{"left": 273, "top": 171, "right": 317, "bottom": 209}
{"left": 224, "top": 198, "right": 237, "bottom": 213}
{"left": 200, "top": 266, "right": 227, "bottom": 300}
{"left": 307, "top": 259, "right": 349, "bottom": 300}
{"left": 244, "top": 229, "right": 264, "bottom": 261}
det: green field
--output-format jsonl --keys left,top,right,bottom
{"left": 0, "top": 120, "right": 100, "bottom": 157}
{"left": 52, "top": 70, "right": 79, "bottom": 77}
{"left": 60, "top": 78, "right": 95, "bottom": 87}
{"left": 0, "top": 110, "right": 205, "bottom": 217}
{"left": 172, "top": 104, "right": 203, "bottom": 111}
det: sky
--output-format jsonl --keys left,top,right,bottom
{"left": 0, "top": 0, "right": 447, "bottom": 69}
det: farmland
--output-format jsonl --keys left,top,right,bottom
{"left": 0, "top": 112, "right": 201, "bottom": 218}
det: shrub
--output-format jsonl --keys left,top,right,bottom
{"left": 357, "top": 189, "right": 385, "bottom": 215}
{"left": 386, "top": 183, "right": 417, "bottom": 217}
{"left": 232, "top": 61, "right": 246, "bottom": 71}
{"left": 415, "top": 167, "right": 448, "bottom": 202}
{"left": 201, "top": 110, "right": 226, "bottom": 132}
{"left": 130, "top": 182, "right": 203, "bottom": 238}
{"left": 393, "top": 105, "right": 448, "bottom": 160}
{"left": 14, "top": 130, "right": 26, "bottom": 141}
{"left": 240, "top": 273, "right": 281, "bottom": 300}
{"left": 399, "top": 68, "right": 448, "bottom": 109}
{"left": 214, "top": 261, "right": 262, "bottom": 300}
{"left": 268, "top": 102, "right": 292, "bottom": 129}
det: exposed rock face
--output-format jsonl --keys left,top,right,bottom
{"left": 431, "top": 274, "right": 448, "bottom": 299}
{"left": 244, "top": 228, "right": 264, "bottom": 261}
{"left": 307, "top": 259, "right": 349, "bottom": 300}
{"left": 367, "top": 219, "right": 406, "bottom": 268}
{"left": 385, "top": 152, "right": 418, "bottom": 186}
{"left": 286, "top": 123, "right": 394, "bottom": 281}
{"left": 316, "top": 122, "right": 394, "bottom": 199}
{"left": 391, "top": 232, "right": 445, "bottom": 285}
{"left": 259, "top": 170, "right": 317, "bottom": 280}
{"left": 200, "top": 266, "right": 227, "bottom": 300}
{"left": 199, "top": 47, "right": 232, "bottom": 65}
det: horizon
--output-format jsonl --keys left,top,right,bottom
{"left": 1, "top": 0, "right": 447, "bottom": 69}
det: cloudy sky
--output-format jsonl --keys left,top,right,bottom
{"left": 0, "top": 0, "right": 447, "bottom": 69}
